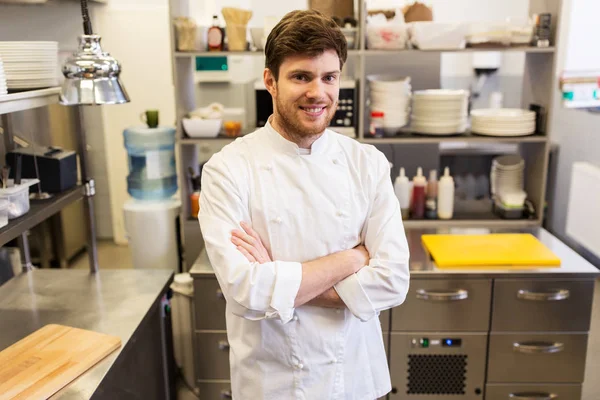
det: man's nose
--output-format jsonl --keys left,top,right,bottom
{"left": 305, "top": 79, "right": 325, "bottom": 100}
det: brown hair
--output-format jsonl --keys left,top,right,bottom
{"left": 264, "top": 10, "right": 348, "bottom": 80}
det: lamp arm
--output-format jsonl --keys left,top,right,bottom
{"left": 80, "top": 0, "right": 94, "bottom": 35}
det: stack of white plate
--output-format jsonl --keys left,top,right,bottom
{"left": 411, "top": 89, "right": 469, "bottom": 135}
{"left": 367, "top": 74, "right": 411, "bottom": 135}
{"left": 471, "top": 108, "right": 536, "bottom": 136}
{"left": 490, "top": 154, "right": 525, "bottom": 197}
{"left": 0, "top": 56, "right": 7, "bottom": 96}
{"left": 0, "top": 42, "right": 58, "bottom": 90}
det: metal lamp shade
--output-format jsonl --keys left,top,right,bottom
{"left": 60, "top": 35, "right": 130, "bottom": 106}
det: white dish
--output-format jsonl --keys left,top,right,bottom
{"left": 409, "top": 22, "right": 468, "bottom": 50}
{"left": 471, "top": 108, "right": 535, "bottom": 118}
{"left": 413, "top": 89, "right": 469, "bottom": 99}
{"left": 182, "top": 118, "right": 222, "bottom": 138}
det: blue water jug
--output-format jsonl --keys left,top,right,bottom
{"left": 123, "top": 125, "right": 177, "bottom": 200}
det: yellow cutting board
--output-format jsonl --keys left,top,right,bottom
{"left": 421, "top": 233, "right": 561, "bottom": 268}
{"left": 0, "top": 324, "right": 121, "bottom": 400}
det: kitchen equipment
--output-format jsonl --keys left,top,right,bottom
{"left": 182, "top": 118, "right": 222, "bottom": 138}
{"left": 6, "top": 147, "right": 77, "bottom": 193}
{"left": 0, "top": 41, "right": 58, "bottom": 90}
{"left": 0, "top": 179, "right": 39, "bottom": 219}
{"left": 221, "top": 7, "right": 252, "bottom": 51}
{"left": 532, "top": 13, "right": 552, "bottom": 47}
{"left": 411, "top": 90, "right": 469, "bottom": 135}
{"left": 471, "top": 108, "right": 536, "bottom": 137}
{"left": 254, "top": 79, "right": 357, "bottom": 137}
{"left": 0, "top": 324, "right": 121, "bottom": 400}
{"left": 408, "top": 22, "right": 468, "bottom": 50}
{"left": 123, "top": 198, "right": 182, "bottom": 271}
{"left": 421, "top": 233, "right": 561, "bottom": 268}
{"left": 390, "top": 332, "right": 487, "bottom": 400}
{"left": 123, "top": 125, "right": 177, "bottom": 200}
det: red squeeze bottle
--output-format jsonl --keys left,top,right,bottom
{"left": 410, "top": 167, "right": 427, "bottom": 219}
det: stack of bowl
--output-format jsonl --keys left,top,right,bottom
{"left": 367, "top": 74, "right": 411, "bottom": 135}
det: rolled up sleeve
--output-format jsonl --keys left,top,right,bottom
{"left": 199, "top": 153, "right": 303, "bottom": 324}
{"left": 334, "top": 150, "right": 410, "bottom": 322}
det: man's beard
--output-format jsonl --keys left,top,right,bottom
{"left": 274, "top": 95, "right": 337, "bottom": 141}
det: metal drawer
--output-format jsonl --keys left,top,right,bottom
{"left": 391, "top": 279, "right": 492, "bottom": 331}
{"left": 197, "top": 381, "right": 233, "bottom": 399}
{"left": 487, "top": 333, "right": 588, "bottom": 383}
{"left": 389, "top": 332, "right": 487, "bottom": 400}
{"left": 380, "top": 309, "right": 390, "bottom": 332}
{"left": 491, "top": 279, "right": 594, "bottom": 332}
{"left": 195, "top": 332, "right": 231, "bottom": 380}
{"left": 485, "top": 383, "right": 582, "bottom": 400}
{"left": 194, "top": 278, "right": 227, "bottom": 330}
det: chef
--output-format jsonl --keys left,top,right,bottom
{"left": 198, "top": 9, "right": 410, "bottom": 400}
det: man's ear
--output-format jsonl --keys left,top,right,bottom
{"left": 264, "top": 68, "right": 277, "bottom": 97}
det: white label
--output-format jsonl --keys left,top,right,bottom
{"left": 145, "top": 150, "right": 174, "bottom": 180}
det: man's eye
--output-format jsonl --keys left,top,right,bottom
{"left": 294, "top": 75, "right": 308, "bottom": 81}
{"left": 324, "top": 75, "right": 336, "bottom": 82}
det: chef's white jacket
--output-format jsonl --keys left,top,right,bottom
{"left": 199, "top": 121, "right": 410, "bottom": 400}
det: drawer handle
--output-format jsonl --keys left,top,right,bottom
{"left": 513, "top": 341, "right": 564, "bottom": 354}
{"left": 218, "top": 340, "right": 230, "bottom": 351}
{"left": 216, "top": 289, "right": 225, "bottom": 300}
{"left": 416, "top": 289, "right": 468, "bottom": 301}
{"left": 221, "top": 390, "right": 233, "bottom": 399}
{"left": 517, "top": 289, "right": 570, "bottom": 301}
{"left": 509, "top": 392, "right": 558, "bottom": 400}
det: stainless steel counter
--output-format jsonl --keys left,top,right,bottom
{"left": 0, "top": 269, "right": 174, "bottom": 399}
{"left": 190, "top": 227, "right": 599, "bottom": 279}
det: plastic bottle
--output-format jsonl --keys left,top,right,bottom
{"left": 438, "top": 167, "right": 455, "bottom": 220}
{"left": 394, "top": 167, "right": 411, "bottom": 219}
{"left": 207, "top": 15, "right": 224, "bottom": 51}
{"left": 369, "top": 111, "right": 384, "bottom": 138}
{"left": 410, "top": 167, "right": 427, "bottom": 219}
{"left": 425, "top": 169, "right": 438, "bottom": 219}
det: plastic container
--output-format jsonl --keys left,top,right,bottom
{"left": 0, "top": 199, "right": 9, "bottom": 228}
{"left": 0, "top": 179, "right": 39, "bottom": 220}
{"left": 369, "top": 111, "right": 385, "bottom": 138}
{"left": 394, "top": 167, "right": 411, "bottom": 219}
{"left": 409, "top": 22, "right": 468, "bottom": 50}
{"left": 438, "top": 167, "right": 455, "bottom": 219}
{"left": 410, "top": 167, "right": 427, "bottom": 219}
{"left": 123, "top": 126, "right": 177, "bottom": 200}
{"left": 425, "top": 169, "right": 438, "bottom": 219}
{"left": 366, "top": 24, "right": 409, "bottom": 49}
{"left": 170, "top": 273, "right": 195, "bottom": 389}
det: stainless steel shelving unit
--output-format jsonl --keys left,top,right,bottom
{"left": 0, "top": 88, "right": 98, "bottom": 272}
{"left": 169, "top": 0, "right": 560, "bottom": 268}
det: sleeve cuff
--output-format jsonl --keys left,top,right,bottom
{"left": 334, "top": 273, "right": 377, "bottom": 322}
{"left": 268, "top": 261, "right": 303, "bottom": 324}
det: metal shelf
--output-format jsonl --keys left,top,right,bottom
{"left": 361, "top": 133, "right": 548, "bottom": 144}
{"left": 0, "top": 87, "right": 61, "bottom": 115}
{"left": 175, "top": 49, "right": 362, "bottom": 58}
{"left": 174, "top": 47, "right": 553, "bottom": 58}
{"left": 363, "top": 47, "right": 555, "bottom": 55}
{"left": 0, "top": 186, "right": 83, "bottom": 248}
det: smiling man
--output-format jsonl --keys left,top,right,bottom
{"left": 198, "top": 9, "right": 410, "bottom": 400}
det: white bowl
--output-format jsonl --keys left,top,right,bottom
{"left": 367, "top": 74, "right": 411, "bottom": 90}
{"left": 182, "top": 118, "right": 222, "bottom": 138}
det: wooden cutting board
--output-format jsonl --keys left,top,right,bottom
{"left": 0, "top": 324, "right": 121, "bottom": 400}
{"left": 421, "top": 233, "right": 561, "bottom": 268}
